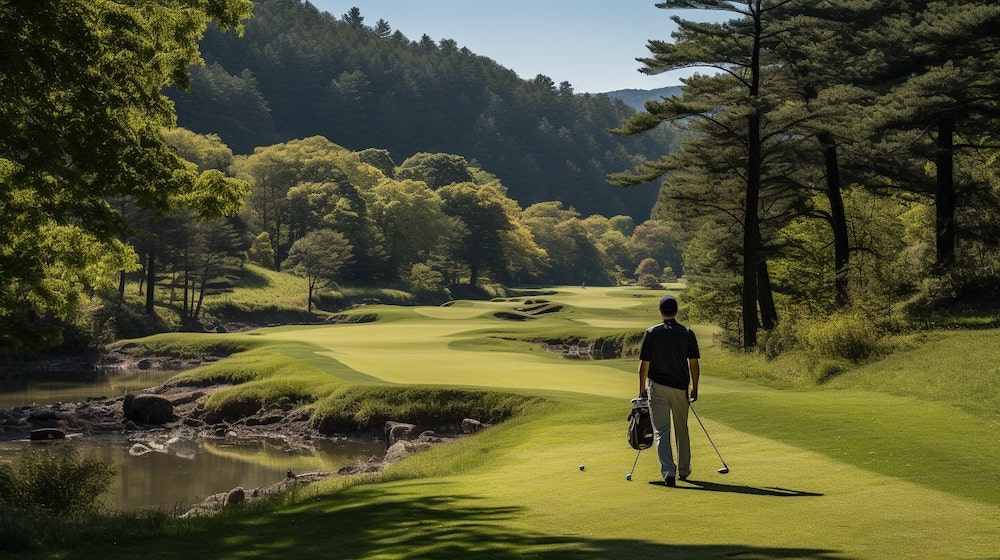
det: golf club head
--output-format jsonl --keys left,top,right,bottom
{"left": 717, "top": 467, "right": 729, "bottom": 474}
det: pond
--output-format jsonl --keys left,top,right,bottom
{"left": 0, "top": 367, "right": 177, "bottom": 410}
{"left": 0, "top": 369, "right": 383, "bottom": 511}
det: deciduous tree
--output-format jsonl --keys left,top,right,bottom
{"left": 282, "top": 229, "right": 353, "bottom": 313}
{"left": 0, "top": 0, "right": 252, "bottom": 351}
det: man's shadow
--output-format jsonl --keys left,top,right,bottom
{"left": 648, "top": 479, "right": 823, "bottom": 497}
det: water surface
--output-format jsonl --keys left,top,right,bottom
{"left": 0, "top": 369, "right": 383, "bottom": 511}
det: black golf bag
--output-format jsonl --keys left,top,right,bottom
{"left": 626, "top": 397, "right": 653, "bottom": 450}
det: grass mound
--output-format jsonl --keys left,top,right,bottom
{"left": 311, "top": 385, "right": 543, "bottom": 434}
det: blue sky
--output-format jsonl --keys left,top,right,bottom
{"left": 306, "top": 1, "right": 716, "bottom": 93}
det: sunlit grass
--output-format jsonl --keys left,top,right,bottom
{"left": 14, "top": 285, "right": 997, "bottom": 559}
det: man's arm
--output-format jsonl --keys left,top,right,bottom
{"left": 688, "top": 358, "right": 700, "bottom": 402}
{"left": 638, "top": 360, "right": 649, "bottom": 397}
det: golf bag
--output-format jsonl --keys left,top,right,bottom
{"left": 626, "top": 397, "right": 654, "bottom": 450}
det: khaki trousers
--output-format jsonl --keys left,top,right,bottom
{"left": 646, "top": 380, "right": 691, "bottom": 479}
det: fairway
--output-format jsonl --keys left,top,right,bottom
{"left": 233, "top": 286, "right": 999, "bottom": 560}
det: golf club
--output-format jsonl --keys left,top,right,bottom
{"left": 626, "top": 448, "right": 641, "bottom": 481}
{"left": 689, "top": 402, "right": 730, "bottom": 474}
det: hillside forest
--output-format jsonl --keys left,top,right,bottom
{"left": 2, "top": 0, "right": 1000, "bottom": 366}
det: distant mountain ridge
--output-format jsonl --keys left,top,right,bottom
{"left": 604, "top": 86, "right": 683, "bottom": 111}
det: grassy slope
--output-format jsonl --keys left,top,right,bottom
{"left": 31, "top": 286, "right": 999, "bottom": 559}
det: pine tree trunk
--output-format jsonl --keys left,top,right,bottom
{"left": 757, "top": 256, "right": 777, "bottom": 330}
{"left": 935, "top": 114, "right": 956, "bottom": 270}
{"left": 743, "top": 111, "right": 761, "bottom": 348}
{"left": 819, "top": 133, "right": 850, "bottom": 305}
{"left": 742, "top": 10, "right": 763, "bottom": 349}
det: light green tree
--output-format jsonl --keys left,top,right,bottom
{"left": 368, "top": 179, "right": 454, "bottom": 276}
{"left": 0, "top": 0, "right": 252, "bottom": 351}
{"left": 282, "top": 229, "right": 353, "bottom": 313}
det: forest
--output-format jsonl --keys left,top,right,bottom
{"left": 2, "top": 0, "right": 1000, "bottom": 365}
{"left": 168, "top": 0, "right": 678, "bottom": 221}
{"left": 611, "top": 0, "right": 1000, "bottom": 351}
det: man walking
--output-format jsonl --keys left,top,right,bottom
{"left": 637, "top": 295, "right": 700, "bottom": 487}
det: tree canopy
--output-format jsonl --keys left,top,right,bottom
{"left": 169, "top": 0, "right": 677, "bottom": 221}
{"left": 0, "top": 0, "right": 252, "bottom": 352}
{"left": 613, "top": 0, "right": 1000, "bottom": 349}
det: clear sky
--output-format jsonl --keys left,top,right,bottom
{"left": 306, "top": 1, "right": 713, "bottom": 93}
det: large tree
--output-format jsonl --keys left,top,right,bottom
{"left": 0, "top": 0, "right": 252, "bottom": 352}
{"left": 438, "top": 182, "right": 516, "bottom": 287}
{"left": 868, "top": 2, "right": 1000, "bottom": 270}
{"left": 612, "top": 0, "right": 797, "bottom": 347}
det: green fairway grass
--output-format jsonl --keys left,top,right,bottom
{"left": 16, "top": 286, "right": 998, "bottom": 559}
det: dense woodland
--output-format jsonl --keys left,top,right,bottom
{"left": 612, "top": 0, "right": 1000, "bottom": 350}
{"left": 168, "top": 0, "right": 677, "bottom": 221}
{"left": 2, "top": 0, "right": 1000, "bottom": 364}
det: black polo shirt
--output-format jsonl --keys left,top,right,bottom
{"left": 639, "top": 319, "right": 700, "bottom": 390}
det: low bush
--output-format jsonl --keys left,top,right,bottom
{"left": 803, "top": 312, "right": 882, "bottom": 364}
{"left": 0, "top": 446, "right": 114, "bottom": 517}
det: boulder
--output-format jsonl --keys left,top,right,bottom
{"left": 384, "top": 440, "right": 431, "bottom": 463}
{"left": 29, "top": 428, "right": 66, "bottom": 440}
{"left": 224, "top": 487, "right": 245, "bottom": 507}
{"left": 384, "top": 421, "right": 417, "bottom": 446}
{"left": 123, "top": 394, "right": 174, "bottom": 425}
{"left": 462, "top": 418, "right": 488, "bottom": 434}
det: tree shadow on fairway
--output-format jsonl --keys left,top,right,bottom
{"left": 112, "top": 481, "right": 846, "bottom": 560}
{"left": 660, "top": 478, "right": 824, "bottom": 497}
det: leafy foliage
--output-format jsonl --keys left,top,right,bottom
{"left": 171, "top": 0, "right": 676, "bottom": 220}
{"left": 0, "top": 447, "right": 114, "bottom": 517}
{"left": 0, "top": 0, "right": 252, "bottom": 353}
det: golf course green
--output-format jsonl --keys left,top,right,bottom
{"left": 34, "top": 286, "right": 1000, "bottom": 559}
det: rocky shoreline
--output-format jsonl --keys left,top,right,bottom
{"left": 0, "top": 356, "right": 485, "bottom": 515}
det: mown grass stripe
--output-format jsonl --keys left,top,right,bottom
{"left": 704, "top": 388, "right": 1000, "bottom": 503}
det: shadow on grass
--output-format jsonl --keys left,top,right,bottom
{"left": 648, "top": 479, "right": 824, "bottom": 497}
{"left": 68, "top": 482, "right": 848, "bottom": 560}
{"left": 232, "top": 266, "right": 272, "bottom": 289}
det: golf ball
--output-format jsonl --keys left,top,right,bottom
{"left": 579, "top": 464, "right": 585, "bottom": 471}
{"left": 625, "top": 474, "right": 632, "bottom": 481}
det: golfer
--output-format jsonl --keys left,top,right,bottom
{"left": 637, "top": 295, "right": 700, "bottom": 487}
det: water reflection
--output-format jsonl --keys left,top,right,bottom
{"left": 0, "top": 436, "right": 383, "bottom": 511}
{"left": 0, "top": 369, "right": 384, "bottom": 511}
{"left": 0, "top": 368, "right": 176, "bottom": 409}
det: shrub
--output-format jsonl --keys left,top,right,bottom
{"left": 802, "top": 312, "right": 882, "bottom": 365}
{"left": 0, "top": 447, "right": 115, "bottom": 517}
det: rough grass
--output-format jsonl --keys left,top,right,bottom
{"left": 108, "top": 332, "right": 259, "bottom": 359}
{"left": 10, "top": 285, "right": 998, "bottom": 559}
{"left": 310, "top": 385, "right": 544, "bottom": 433}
